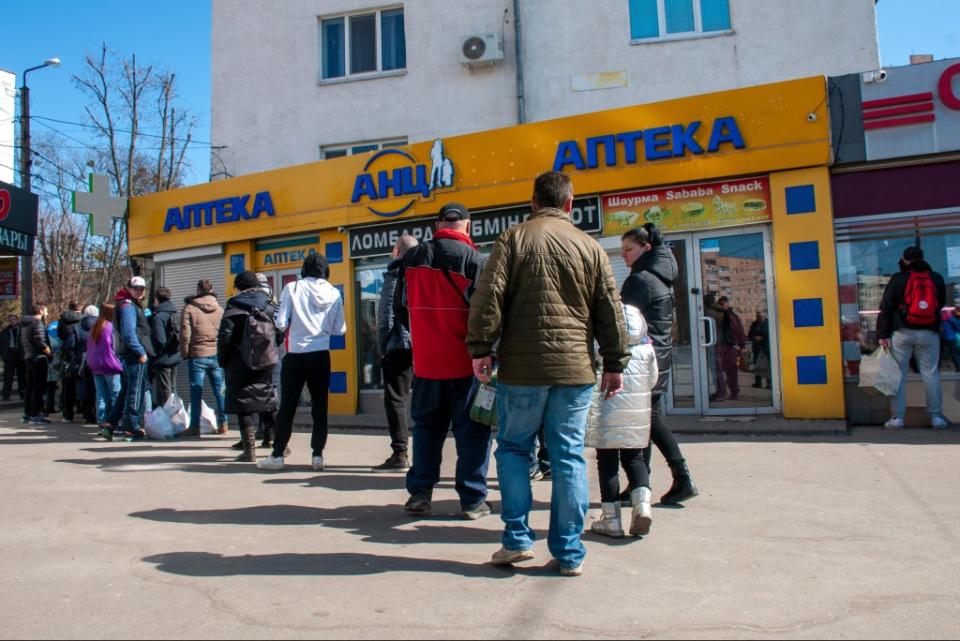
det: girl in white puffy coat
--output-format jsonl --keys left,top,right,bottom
{"left": 585, "top": 303, "right": 659, "bottom": 537}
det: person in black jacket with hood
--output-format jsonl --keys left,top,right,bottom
{"left": 57, "top": 302, "right": 83, "bottom": 422}
{"left": 218, "top": 271, "right": 279, "bottom": 462}
{"left": 877, "top": 245, "right": 949, "bottom": 429}
{"left": 620, "top": 224, "right": 698, "bottom": 505}
{"left": 20, "top": 302, "right": 52, "bottom": 424}
{"left": 150, "top": 287, "right": 181, "bottom": 408}
{"left": 0, "top": 314, "right": 25, "bottom": 401}
{"left": 373, "top": 234, "right": 419, "bottom": 472}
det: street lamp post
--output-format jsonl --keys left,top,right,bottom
{"left": 19, "top": 57, "right": 60, "bottom": 314}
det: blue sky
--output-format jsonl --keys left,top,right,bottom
{"left": 4, "top": 1, "right": 960, "bottom": 189}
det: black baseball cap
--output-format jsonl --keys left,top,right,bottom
{"left": 438, "top": 202, "right": 470, "bottom": 222}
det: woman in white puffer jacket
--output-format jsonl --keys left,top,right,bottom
{"left": 585, "top": 303, "right": 659, "bottom": 537}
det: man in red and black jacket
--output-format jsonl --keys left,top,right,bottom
{"left": 393, "top": 202, "right": 492, "bottom": 519}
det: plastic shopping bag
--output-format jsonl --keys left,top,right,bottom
{"left": 144, "top": 407, "right": 175, "bottom": 440}
{"left": 199, "top": 400, "right": 219, "bottom": 434}
{"left": 858, "top": 347, "right": 902, "bottom": 397}
{"left": 468, "top": 375, "right": 498, "bottom": 427}
{"left": 163, "top": 394, "right": 189, "bottom": 435}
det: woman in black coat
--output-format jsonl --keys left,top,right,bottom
{"left": 218, "top": 271, "right": 279, "bottom": 462}
{"left": 619, "top": 224, "right": 699, "bottom": 505}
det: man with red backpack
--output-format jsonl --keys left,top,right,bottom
{"left": 877, "top": 246, "right": 948, "bottom": 429}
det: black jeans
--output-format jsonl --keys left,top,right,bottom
{"left": 642, "top": 393, "right": 686, "bottom": 474}
{"left": 382, "top": 349, "right": 413, "bottom": 453}
{"left": 273, "top": 351, "right": 331, "bottom": 458}
{"left": 62, "top": 375, "right": 77, "bottom": 420}
{"left": 24, "top": 357, "right": 48, "bottom": 417}
{"left": 597, "top": 448, "right": 650, "bottom": 502}
{"left": 153, "top": 366, "right": 177, "bottom": 408}
{"left": 2, "top": 356, "right": 24, "bottom": 400}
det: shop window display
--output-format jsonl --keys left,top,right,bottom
{"left": 837, "top": 224, "right": 960, "bottom": 378}
{"left": 355, "top": 265, "right": 387, "bottom": 390}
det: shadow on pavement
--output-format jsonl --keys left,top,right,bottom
{"left": 129, "top": 503, "right": 537, "bottom": 546}
{"left": 143, "top": 551, "right": 511, "bottom": 579}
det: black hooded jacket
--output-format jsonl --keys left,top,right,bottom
{"left": 217, "top": 289, "right": 277, "bottom": 414}
{"left": 19, "top": 316, "right": 50, "bottom": 360}
{"left": 620, "top": 245, "right": 678, "bottom": 392}
{"left": 150, "top": 300, "right": 182, "bottom": 368}
{"left": 877, "top": 260, "right": 947, "bottom": 339}
{"left": 57, "top": 310, "right": 83, "bottom": 355}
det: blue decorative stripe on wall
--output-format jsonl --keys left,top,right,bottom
{"left": 789, "top": 241, "right": 820, "bottom": 271}
{"left": 329, "top": 334, "right": 346, "bottom": 350}
{"left": 796, "top": 355, "right": 828, "bottom": 385}
{"left": 785, "top": 184, "right": 816, "bottom": 215}
{"left": 326, "top": 242, "right": 344, "bottom": 264}
{"left": 793, "top": 298, "right": 824, "bottom": 328}
{"left": 330, "top": 371, "right": 348, "bottom": 394}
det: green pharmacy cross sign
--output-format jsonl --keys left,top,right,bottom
{"left": 72, "top": 173, "right": 127, "bottom": 237}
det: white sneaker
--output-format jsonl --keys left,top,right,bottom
{"left": 884, "top": 417, "right": 904, "bottom": 430}
{"left": 931, "top": 415, "right": 950, "bottom": 430}
{"left": 257, "top": 455, "right": 285, "bottom": 471}
{"left": 311, "top": 455, "right": 325, "bottom": 471}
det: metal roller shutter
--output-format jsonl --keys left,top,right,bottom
{"left": 159, "top": 257, "right": 228, "bottom": 415}
{"left": 608, "top": 250, "right": 630, "bottom": 290}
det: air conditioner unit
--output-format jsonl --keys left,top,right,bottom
{"left": 460, "top": 33, "right": 503, "bottom": 66}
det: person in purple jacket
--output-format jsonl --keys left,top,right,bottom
{"left": 87, "top": 304, "right": 124, "bottom": 437}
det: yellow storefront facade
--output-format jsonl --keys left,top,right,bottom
{"left": 129, "top": 76, "right": 844, "bottom": 420}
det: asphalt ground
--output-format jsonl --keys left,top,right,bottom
{"left": 2, "top": 409, "right": 959, "bottom": 639}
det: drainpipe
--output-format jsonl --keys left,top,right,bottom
{"left": 513, "top": 0, "right": 526, "bottom": 124}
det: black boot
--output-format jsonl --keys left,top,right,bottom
{"left": 231, "top": 439, "right": 244, "bottom": 450}
{"left": 235, "top": 422, "right": 256, "bottom": 462}
{"left": 661, "top": 460, "right": 699, "bottom": 504}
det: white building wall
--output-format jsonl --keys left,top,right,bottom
{"left": 211, "top": 0, "right": 880, "bottom": 178}
{"left": 0, "top": 69, "right": 16, "bottom": 185}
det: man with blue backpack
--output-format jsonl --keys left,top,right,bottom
{"left": 877, "top": 246, "right": 949, "bottom": 430}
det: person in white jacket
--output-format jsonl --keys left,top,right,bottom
{"left": 585, "top": 303, "right": 659, "bottom": 537}
{"left": 258, "top": 253, "right": 346, "bottom": 472}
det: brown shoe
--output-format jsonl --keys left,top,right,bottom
{"left": 176, "top": 426, "right": 201, "bottom": 439}
{"left": 218, "top": 422, "right": 230, "bottom": 435}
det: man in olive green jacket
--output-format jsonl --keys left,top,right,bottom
{"left": 467, "top": 170, "right": 629, "bottom": 577}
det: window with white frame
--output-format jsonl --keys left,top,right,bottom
{"left": 320, "top": 7, "right": 406, "bottom": 81}
{"left": 629, "top": 0, "right": 731, "bottom": 41}
{"left": 321, "top": 138, "right": 408, "bottom": 160}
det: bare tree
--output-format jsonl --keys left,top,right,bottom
{"left": 27, "top": 43, "right": 199, "bottom": 313}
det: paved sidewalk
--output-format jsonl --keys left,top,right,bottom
{"left": 2, "top": 409, "right": 959, "bottom": 639}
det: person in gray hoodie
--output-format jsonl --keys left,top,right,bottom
{"left": 258, "top": 253, "right": 345, "bottom": 472}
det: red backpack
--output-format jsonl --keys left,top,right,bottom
{"left": 903, "top": 271, "right": 938, "bottom": 326}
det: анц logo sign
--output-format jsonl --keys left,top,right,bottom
{"left": 351, "top": 140, "right": 455, "bottom": 218}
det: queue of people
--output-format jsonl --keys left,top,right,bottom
{"left": 15, "top": 170, "right": 706, "bottom": 578}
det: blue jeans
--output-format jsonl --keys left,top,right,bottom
{"left": 94, "top": 374, "right": 121, "bottom": 424}
{"left": 405, "top": 376, "right": 492, "bottom": 509}
{"left": 188, "top": 356, "right": 227, "bottom": 429}
{"left": 890, "top": 329, "right": 942, "bottom": 418}
{"left": 118, "top": 358, "right": 148, "bottom": 432}
{"left": 496, "top": 382, "right": 594, "bottom": 569}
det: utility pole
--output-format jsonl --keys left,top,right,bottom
{"left": 18, "top": 58, "right": 60, "bottom": 313}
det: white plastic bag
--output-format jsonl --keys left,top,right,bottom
{"left": 858, "top": 347, "right": 902, "bottom": 396}
{"left": 199, "top": 400, "right": 219, "bottom": 434}
{"left": 163, "top": 394, "right": 189, "bottom": 435}
{"left": 144, "top": 407, "right": 175, "bottom": 440}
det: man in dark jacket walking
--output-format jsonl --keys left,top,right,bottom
{"left": 150, "top": 287, "right": 181, "bottom": 408}
{"left": 877, "top": 246, "right": 948, "bottom": 429}
{"left": 57, "top": 302, "right": 83, "bottom": 422}
{"left": 395, "top": 202, "right": 492, "bottom": 519}
{"left": 0, "top": 314, "right": 25, "bottom": 401}
{"left": 20, "top": 303, "right": 52, "bottom": 424}
{"left": 373, "top": 234, "right": 418, "bottom": 472}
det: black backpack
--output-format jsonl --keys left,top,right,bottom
{"left": 152, "top": 310, "right": 180, "bottom": 356}
{"left": 224, "top": 304, "right": 279, "bottom": 371}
